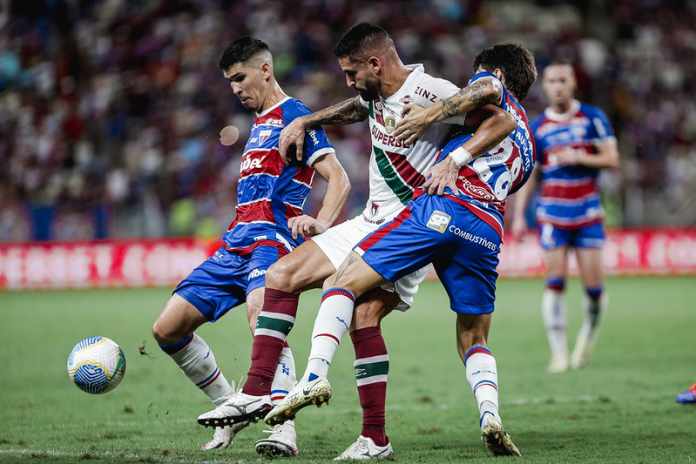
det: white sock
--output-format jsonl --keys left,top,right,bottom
{"left": 166, "top": 334, "right": 233, "bottom": 406}
{"left": 271, "top": 346, "right": 297, "bottom": 405}
{"left": 464, "top": 345, "right": 500, "bottom": 429}
{"left": 302, "top": 288, "right": 355, "bottom": 382}
{"left": 542, "top": 289, "right": 568, "bottom": 361}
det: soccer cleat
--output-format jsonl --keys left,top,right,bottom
{"left": 481, "top": 417, "right": 521, "bottom": 457}
{"left": 200, "top": 423, "right": 249, "bottom": 450}
{"left": 264, "top": 377, "right": 332, "bottom": 426}
{"left": 676, "top": 384, "right": 696, "bottom": 404}
{"left": 255, "top": 420, "right": 299, "bottom": 457}
{"left": 547, "top": 354, "right": 569, "bottom": 374}
{"left": 334, "top": 435, "right": 394, "bottom": 461}
{"left": 198, "top": 392, "right": 272, "bottom": 427}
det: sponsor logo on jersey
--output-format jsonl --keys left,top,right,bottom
{"left": 426, "top": 210, "right": 451, "bottom": 233}
{"left": 370, "top": 124, "right": 410, "bottom": 148}
{"left": 308, "top": 129, "right": 320, "bottom": 146}
{"left": 240, "top": 156, "right": 265, "bottom": 173}
{"left": 448, "top": 225, "right": 499, "bottom": 252}
{"left": 253, "top": 118, "right": 284, "bottom": 128}
{"left": 414, "top": 85, "right": 438, "bottom": 102}
{"left": 248, "top": 268, "right": 266, "bottom": 279}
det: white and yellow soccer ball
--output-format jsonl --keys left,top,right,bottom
{"left": 67, "top": 336, "right": 126, "bottom": 394}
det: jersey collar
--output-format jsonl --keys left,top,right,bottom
{"left": 544, "top": 99, "right": 580, "bottom": 121}
{"left": 386, "top": 63, "right": 424, "bottom": 101}
{"left": 256, "top": 95, "right": 291, "bottom": 117}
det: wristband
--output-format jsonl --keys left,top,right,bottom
{"left": 449, "top": 147, "right": 473, "bottom": 167}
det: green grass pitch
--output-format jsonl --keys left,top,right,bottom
{"left": 1, "top": 277, "right": 694, "bottom": 463}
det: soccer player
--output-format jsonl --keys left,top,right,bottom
{"left": 197, "top": 24, "right": 517, "bottom": 459}
{"left": 151, "top": 37, "right": 350, "bottom": 456}
{"left": 273, "top": 43, "right": 536, "bottom": 457}
{"left": 511, "top": 61, "right": 619, "bottom": 373}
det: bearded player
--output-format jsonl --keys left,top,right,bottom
{"left": 511, "top": 61, "right": 619, "bottom": 373}
{"left": 198, "top": 25, "right": 524, "bottom": 459}
{"left": 151, "top": 37, "right": 350, "bottom": 456}
{"left": 272, "top": 43, "right": 537, "bottom": 457}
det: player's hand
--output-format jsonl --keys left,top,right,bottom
{"left": 510, "top": 217, "right": 527, "bottom": 240}
{"left": 288, "top": 215, "right": 329, "bottom": 239}
{"left": 422, "top": 157, "right": 459, "bottom": 196}
{"left": 553, "top": 148, "right": 582, "bottom": 166}
{"left": 279, "top": 117, "right": 307, "bottom": 164}
{"left": 393, "top": 104, "right": 431, "bottom": 145}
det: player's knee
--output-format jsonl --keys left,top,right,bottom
{"left": 265, "top": 259, "right": 302, "bottom": 293}
{"left": 546, "top": 276, "right": 566, "bottom": 292}
{"left": 353, "top": 301, "right": 386, "bottom": 329}
{"left": 152, "top": 318, "right": 177, "bottom": 344}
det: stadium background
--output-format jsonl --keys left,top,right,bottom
{"left": 1, "top": 1, "right": 694, "bottom": 463}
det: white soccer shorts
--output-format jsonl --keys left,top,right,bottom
{"left": 311, "top": 213, "right": 427, "bottom": 311}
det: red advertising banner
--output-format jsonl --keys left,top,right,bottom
{"left": 1, "top": 229, "right": 695, "bottom": 289}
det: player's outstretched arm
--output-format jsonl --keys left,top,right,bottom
{"left": 394, "top": 79, "right": 503, "bottom": 145}
{"left": 287, "top": 153, "right": 350, "bottom": 239}
{"left": 423, "top": 105, "right": 514, "bottom": 195}
{"left": 279, "top": 97, "right": 369, "bottom": 162}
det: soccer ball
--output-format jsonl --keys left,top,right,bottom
{"left": 67, "top": 336, "right": 126, "bottom": 394}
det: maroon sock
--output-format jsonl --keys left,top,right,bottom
{"left": 351, "top": 326, "right": 389, "bottom": 447}
{"left": 243, "top": 288, "right": 298, "bottom": 396}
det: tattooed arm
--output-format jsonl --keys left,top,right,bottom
{"left": 393, "top": 78, "right": 503, "bottom": 145}
{"left": 280, "top": 97, "right": 369, "bottom": 162}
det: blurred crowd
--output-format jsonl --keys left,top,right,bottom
{"left": 2, "top": 0, "right": 696, "bottom": 242}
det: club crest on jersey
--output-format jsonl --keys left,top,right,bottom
{"left": 426, "top": 210, "right": 451, "bottom": 233}
{"left": 258, "top": 129, "right": 272, "bottom": 144}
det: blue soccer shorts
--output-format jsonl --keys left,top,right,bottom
{"left": 539, "top": 221, "right": 605, "bottom": 250}
{"left": 174, "top": 243, "right": 286, "bottom": 322}
{"left": 355, "top": 194, "right": 501, "bottom": 315}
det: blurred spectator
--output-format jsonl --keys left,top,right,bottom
{"left": 2, "top": 0, "right": 695, "bottom": 242}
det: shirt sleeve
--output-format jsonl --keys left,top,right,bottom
{"left": 588, "top": 107, "right": 616, "bottom": 142}
{"left": 303, "top": 127, "right": 336, "bottom": 167}
{"left": 427, "top": 77, "right": 466, "bottom": 125}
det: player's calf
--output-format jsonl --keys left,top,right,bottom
{"left": 571, "top": 286, "right": 605, "bottom": 369}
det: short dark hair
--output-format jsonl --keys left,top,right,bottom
{"left": 474, "top": 44, "right": 537, "bottom": 100}
{"left": 334, "top": 23, "right": 391, "bottom": 59}
{"left": 219, "top": 37, "right": 270, "bottom": 70}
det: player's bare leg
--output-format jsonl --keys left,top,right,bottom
{"left": 541, "top": 247, "right": 570, "bottom": 373}
{"left": 198, "top": 241, "right": 336, "bottom": 427}
{"left": 152, "top": 295, "right": 244, "bottom": 450}
{"left": 571, "top": 247, "right": 605, "bottom": 369}
{"left": 264, "top": 256, "right": 390, "bottom": 424}
{"left": 457, "top": 314, "right": 521, "bottom": 457}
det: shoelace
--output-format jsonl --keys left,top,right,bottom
{"left": 260, "top": 425, "right": 284, "bottom": 436}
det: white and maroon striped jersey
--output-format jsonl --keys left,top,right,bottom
{"left": 358, "top": 64, "right": 464, "bottom": 222}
